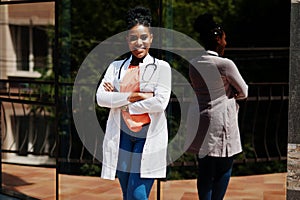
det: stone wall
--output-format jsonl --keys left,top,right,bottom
{"left": 287, "top": 144, "right": 300, "bottom": 190}
{"left": 288, "top": 0, "right": 300, "bottom": 199}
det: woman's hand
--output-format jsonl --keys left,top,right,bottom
{"left": 127, "top": 92, "right": 153, "bottom": 103}
{"left": 103, "top": 82, "right": 114, "bottom": 92}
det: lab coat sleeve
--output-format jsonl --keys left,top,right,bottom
{"left": 96, "top": 63, "right": 131, "bottom": 108}
{"left": 128, "top": 60, "right": 172, "bottom": 114}
{"left": 225, "top": 59, "right": 248, "bottom": 100}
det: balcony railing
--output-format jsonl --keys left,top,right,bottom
{"left": 0, "top": 79, "right": 288, "bottom": 199}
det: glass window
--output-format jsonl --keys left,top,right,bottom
{"left": 0, "top": 2, "right": 54, "bottom": 79}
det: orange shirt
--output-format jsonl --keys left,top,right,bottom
{"left": 120, "top": 64, "right": 151, "bottom": 132}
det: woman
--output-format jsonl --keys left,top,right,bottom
{"left": 187, "top": 14, "right": 248, "bottom": 200}
{"left": 96, "top": 6, "right": 171, "bottom": 200}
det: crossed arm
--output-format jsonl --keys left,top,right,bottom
{"left": 97, "top": 61, "right": 171, "bottom": 113}
{"left": 102, "top": 82, "right": 153, "bottom": 103}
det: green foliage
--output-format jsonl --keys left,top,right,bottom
{"left": 65, "top": 0, "right": 290, "bottom": 78}
{"left": 80, "top": 164, "right": 101, "bottom": 176}
{"left": 56, "top": 0, "right": 289, "bottom": 177}
{"left": 167, "top": 153, "right": 199, "bottom": 180}
{"left": 232, "top": 160, "right": 287, "bottom": 176}
{"left": 69, "top": 0, "right": 162, "bottom": 78}
{"left": 163, "top": 0, "right": 239, "bottom": 41}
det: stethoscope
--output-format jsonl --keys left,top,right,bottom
{"left": 118, "top": 56, "right": 157, "bottom": 82}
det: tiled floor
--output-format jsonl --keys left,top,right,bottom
{"left": 1, "top": 163, "right": 286, "bottom": 200}
{"left": 0, "top": 194, "right": 21, "bottom": 200}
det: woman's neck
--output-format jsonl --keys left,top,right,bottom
{"left": 131, "top": 55, "right": 145, "bottom": 66}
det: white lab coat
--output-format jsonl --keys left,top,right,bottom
{"left": 96, "top": 54, "right": 171, "bottom": 180}
{"left": 187, "top": 50, "right": 248, "bottom": 157}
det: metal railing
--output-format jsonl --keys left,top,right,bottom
{"left": 0, "top": 80, "right": 288, "bottom": 163}
{"left": 0, "top": 80, "right": 288, "bottom": 199}
{"left": 0, "top": 79, "right": 56, "bottom": 158}
{"left": 239, "top": 82, "right": 288, "bottom": 162}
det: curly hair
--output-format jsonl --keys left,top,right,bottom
{"left": 126, "top": 6, "right": 152, "bottom": 30}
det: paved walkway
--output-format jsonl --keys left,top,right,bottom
{"left": 1, "top": 164, "right": 286, "bottom": 200}
{"left": 0, "top": 194, "right": 21, "bottom": 200}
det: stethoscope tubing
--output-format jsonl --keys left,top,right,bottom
{"left": 118, "top": 56, "right": 157, "bottom": 80}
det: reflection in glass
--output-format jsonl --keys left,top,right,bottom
{"left": 0, "top": 2, "right": 54, "bottom": 79}
{"left": 0, "top": 2, "right": 55, "bottom": 199}
{"left": 0, "top": 2, "right": 55, "bottom": 161}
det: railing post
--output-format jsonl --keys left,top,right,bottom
{"left": 157, "top": 179, "right": 161, "bottom": 200}
{"left": 54, "top": 0, "right": 59, "bottom": 199}
{"left": 0, "top": 101, "right": 2, "bottom": 191}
